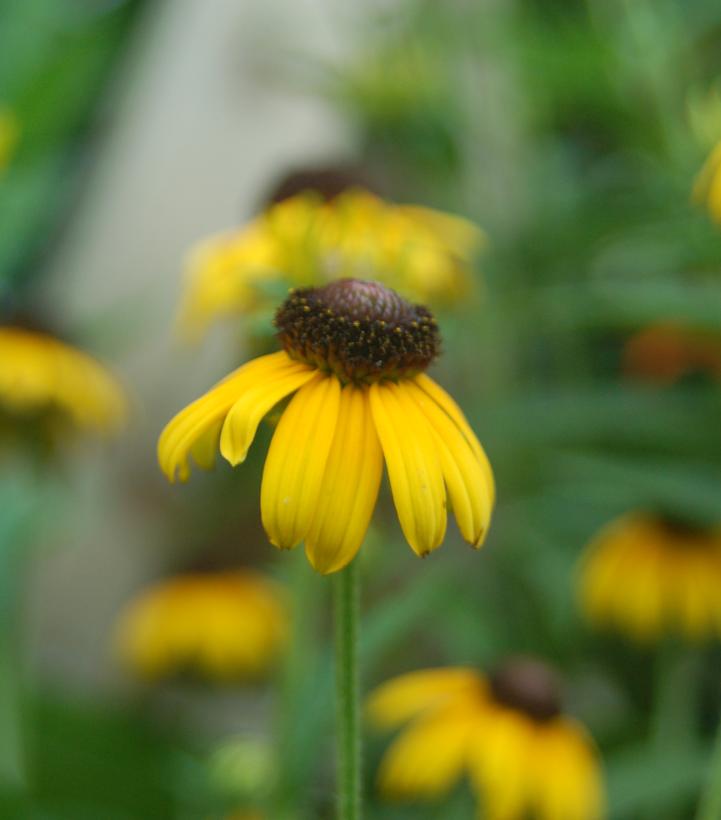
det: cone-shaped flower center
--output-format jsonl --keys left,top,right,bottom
{"left": 275, "top": 278, "right": 440, "bottom": 383}
{"left": 489, "top": 658, "right": 562, "bottom": 722}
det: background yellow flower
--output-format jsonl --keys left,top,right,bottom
{"left": 0, "top": 326, "right": 126, "bottom": 433}
{"left": 368, "top": 660, "right": 604, "bottom": 820}
{"left": 579, "top": 514, "right": 721, "bottom": 642}
{"left": 116, "top": 570, "right": 287, "bottom": 681}
{"left": 176, "top": 189, "right": 485, "bottom": 340}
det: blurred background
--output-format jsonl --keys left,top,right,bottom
{"left": 2, "top": 0, "right": 721, "bottom": 817}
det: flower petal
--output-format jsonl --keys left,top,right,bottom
{"left": 220, "top": 366, "right": 316, "bottom": 466}
{"left": 530, "top": 720, "right": 604, "bottom": 820}
{"left": 261, "top": 373, "right": 341, "bottom": 550}
{"left": 377, "top": 703, "right": 477, "bottom": 800}
{"left": 414, "top": 372, "right": 495, "bottom": 504}
{"left": 305, "top": 386, "right": 382, "bottom": 574}
{"left": 407, "top": 380, "right": 493, "bottom": 547}
{"left": 468, "top": 707, "right": 535, "bottom": 820}
{"left": 369, "top": 381, "right": 446, "bottom": 556}
{"left": 189, "top": 418, "right": 223, "bottom": 470}
{"left": 367, "top": 667, "right": 482, "bottom": 730}
{"left": 158, "top": 351, "right": 302, "bottom": 482}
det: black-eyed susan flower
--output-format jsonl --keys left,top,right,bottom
{"left": 0, "top": 326, "right": 126, "bottom": 433}
{"left": 368, "top": 659, "right": 604, "bottom": 820}
{"left": 176, "top": 189, "right": 484, "bottom": 340}
{"left": 159, "top": 279, "right": 495, "bottom": 574}
{"left": 623, "top": 323, "right": 721, "bottom": 385}
{"left": 579, "top": 513, "right": 721, "bottom": 643}
{"left": 116, "top": 570, "right": 286, "bottom": 681}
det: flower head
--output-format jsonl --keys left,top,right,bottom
{"left": 0, "top": 326, "right": 126, "bottom": 433}
{"left": 623, "top": 323, "right": 721, "bottom": 385}
{"left": 159, "top": 279, "right": 494, "bottom": 574}
{"left": 116, "top": 570, "right": 286, "bottom": 681}
{"left": 579, "top": 513, "right": 721, "bottom": 642}
{"left": 368, "top": 659, "right": 604, "bottom": 820}
{"left": 177, "top": 189, "right": 484, "bottom": 340}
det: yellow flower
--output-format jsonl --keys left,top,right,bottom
{"left": 368, "top": 660, "right": 604, "bottom": 820}
{"left": 0, "top": 326, "right": 126, "bottom": 432}
{"left": 623, "top": 323, "right": 721, "bottom": 385}
{"left": 159, "top": 279, "right": 495, "bottom": 574}
{"left": 116, "top": 570, "right": 286, "bottom": 681}
{"left": 0, "top": 107, "right": 19, "bottom": 175}
{"left": 579, "top": 514, "right": 721, "bottom": 642}
{"left": 693, "top": 139, "right": 721, "bottom": 224}
{"left": 177, "top": 189, "right": 485, "bottom": 339}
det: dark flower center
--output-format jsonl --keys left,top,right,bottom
{"left": 274, "top": 279, "right": 440, "bottom": 384}
{"left": 488, "top": 657, "right": 562, "bottom": 722}
{"left": 265, "top": 164, "right": 378, "bottom": 206}
{"left": 656, "top": 512, "right": 715, "bottom": 540}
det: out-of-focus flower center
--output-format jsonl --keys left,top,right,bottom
{"left": 488, "top": 658, "right": 562, "bottom": 722}
{"left": 274, "top": 278, "right": 440, "bottom": 383}
{"left": 656, "top": 513, "right": 715, "bottom": 545}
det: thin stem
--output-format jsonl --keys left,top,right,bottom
{"left": 333, "top": 560, "right": 361, "bottom": 820}
{"left": 272, "top": 551, "right": 322, "bottom": 820}
{"left": 652, "top": 643, "right": 695, "bottom": 753}
{"left": 697, "top": 713, "right": 721, "bottom": 820}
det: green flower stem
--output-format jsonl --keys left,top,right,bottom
{"left": 334, "top": 560, "right": 361, "bottom": 820}
{"left": 0, "top": 547, "right": 24, "bottom": 789}
{"left": 272, "top": 551, "right": 323, "bottom": 820}
{"left": 697, "top": 713, "right": 721, "bottom": 820}
{"left": 652, "top": 643, "right": 696, "bottom": 754}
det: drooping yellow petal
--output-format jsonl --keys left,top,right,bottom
{"left": 158, "top": 351, "right": 305, "bottom": 482}
{"left": 220, "top": 366, "right": 316, "bottom": 466}
{"left": 367, "top": 667, "right": 481, "bottom": 729}
{"left": 261, "top": 373, "right": 341, "bottom": 550}
{"left": 369, "top": 381, "right": 447, "bottom": 556}
{"left": 468, "top": 708, "right": 536, "bottom": 820}
{"left": 406, "top": 380, "right": 493, "bottom": 547}
{"left": 305, "top": 386, "right": 383, "bottom": 574}
{"left": 673, "top": 549, "right": 716, "bottom": 640}
{"left": 531, "top": 719, "right": 604, "bottom": 820}
{"left": 613, "top": 542, "right": 664, "bottom": 641}
{"left": 397, "top": 204, "right": 486, "bottom": 257}
{"left": 414, "top": 372, "right": 495, "bottom": 504}
{"left": 189, "top": 419, "right": 223, "bottom": 471}
{"left": 378, "top": 703, "right": 478, "bottom": 800}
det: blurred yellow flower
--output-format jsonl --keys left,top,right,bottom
{"left": 579, "top": 514, "right": 721, "bottom": 642}
{"left": 368, "top": 660, "right": 604, "bottom": 820}
{"left": 116, "top": 570, "right": 286, "bottom": 681}
{"left": 0, "top": 107, "right": 19, "bottom": 174}
{"left": 693, "top": 139, "right": 721, "bottom": 224}
{"left": 0, "top": 326, "right": 126, "bottom": 432}
{"left": 623, "top": 323, "right": 721, "bottom": 385}
{"left": 159, "top": 279, "right": 494, "bottom": 574}
{"left": 177, "top": 189, "right": 485, "bottom": 340}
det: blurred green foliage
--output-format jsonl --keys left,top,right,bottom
{"left": 0, "top": 0, "right": 142, "bottom": 304}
